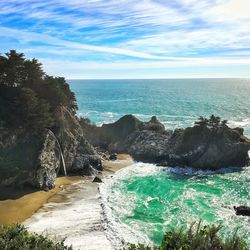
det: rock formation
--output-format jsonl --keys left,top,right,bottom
{"left": 234, "top": 206, "right": 250, "bottom": 216}
{"left": 81, "top": 115, "right": 250, "bottom": 170}
{"left": 0, "top": 107, "right": 102, "bottom": 190}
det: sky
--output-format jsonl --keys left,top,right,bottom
{"left": 0, "top": 0, "right": 250, "bottom": 79}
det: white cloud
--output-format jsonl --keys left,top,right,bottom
{"left": 0, "top": 27, "right": 177, "bottom": 60}
{"left": 0, "top": 0, "right": 250, "bottom": 78}
{"left": 39, "top": 57, "right": 250, "bottom": 79}
{"left": 210, "top": 0, "right": 250, "bottom": 20}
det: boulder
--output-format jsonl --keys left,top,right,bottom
{"left": 109, "top": 153, "right": 118, "bottom": 161}
{"left": 234, "top": 206, "right": 250, "bottom": 216}
{"left": 93, "top": 176, "right": 102, "bottom": 183}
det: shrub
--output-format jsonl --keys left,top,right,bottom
{"left": 194, "top": 115, "right": 228, "bottom": 130}
{"left": 125, "top": 222, "right": 248, "bottom": 250}
{"left": 0, "top": 224, "right": 72, "bottom": 250}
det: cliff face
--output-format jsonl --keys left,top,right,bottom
{"left": 82, "top": 115, "right": 250, "bottom": 170}
{"left": 0, "top": 107, "right": 102, "bottom": 190}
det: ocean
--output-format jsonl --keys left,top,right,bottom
{"left": 68, "top": 79, "right": 250, "bottom": 246}
{"left": 69, "top": 78, "right": 250, "bottom": 136}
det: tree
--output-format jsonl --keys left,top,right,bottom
{"left": 194, "top": 115, "right": 228, "bottom": 130}
{"left": 208, "top": 115, "right": 221, "bottom": 129}
{"left": 221, "top": 119, "right": 228, "bottom": 128}
{"left": 0, "top": 50, "right": 26, "bottom": 87}
{"left": 16, "top": 88, "right": 54, "bottom": 133}
{"left": 0, "top": 51, "right": 45, "bottom": 88}
{"left": 0, "top": 50, "right": 78, "bottom": 133}
{"left": 34, "top": 76, "right": 78, "bottom": 114}
{"left": 23, "top": 58, "right": 44, "bottom": 88}
{"left": 195, "top": 116, "right": 209, "bottom": 127}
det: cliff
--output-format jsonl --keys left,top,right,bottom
{"left": 81, "top": 115, "right": 250, "bottom": 170}
{"left": 0, "top": 50, "right": 102, "bottom": 190}
{"left": 0, "top": 107, "right": 102, "bottom": 190}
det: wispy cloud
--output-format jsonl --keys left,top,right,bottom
{"left": 0, "top": 0, "right": 250, "bottom": 78}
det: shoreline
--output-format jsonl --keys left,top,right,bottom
{"left": 0, "top": 176, "right": 84, "bottom": 225}
{"left": 0, "top": 154, "right": 133, "bottom": 226}
{"left": 23, "top": 154, "right": 133, "bottom": 250}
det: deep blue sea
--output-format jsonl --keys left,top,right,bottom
{"left": 68, "top": 79, "right": 250, "bottom": 247}
{"left": 69, "top": 78, "right": 250, "bottom": 136}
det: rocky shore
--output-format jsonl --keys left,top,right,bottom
{"left": 24, "top": 154, "right": 133, "bottom": 250}
{"left": 82, "top": 115, "right": 250, "bottom": 170}
{"left": 1, "top": 52, "right": 249, "bottom": 192}
{"left": 1, "top": 113, "right": 250, "bottom": 193}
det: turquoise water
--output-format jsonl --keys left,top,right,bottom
{"left": 100, "top": 164, "right": 250, "bottom": 246}
{"left": 69, "top": 78, "right": 250, "bottom": 136}
{"left": 68, "top": 79, "right": 250, "bottom": 246}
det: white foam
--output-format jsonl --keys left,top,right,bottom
{"left": 228, "top": 118, "right": 250, "bottom": 128}
{"left": 100, "top": 162, "right": 250, "bottom": 247}
{"left": 24, "top": 182, "right": 113, "bottom": 250}
{"left": 99, "top": 163, "right": 162, "bottom": 249}
{"left": 166, "top": 165, "right": 250, "bottom": 176}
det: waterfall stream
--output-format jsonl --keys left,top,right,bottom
{"left": 48, "top": 129, "right": 67, "bottom": 176}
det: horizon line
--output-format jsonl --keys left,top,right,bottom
{"left": 66, "top": 77, "right": 250, "bottom": 81}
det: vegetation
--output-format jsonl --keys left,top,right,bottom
{"left": 0, "top": 224, "right": 72, "bottom": 250}
{"left": 0, "top": 50, "right": 77, "bottom": 134}
{"left": 194, "top": 115, "right": 228, "bottom": 130}
{"left": 125, "top": 222, "right": 248, "bottom": 250}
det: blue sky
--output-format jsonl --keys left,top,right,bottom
{"left": 0, "top": 0, "right": 250, "bottom": 79}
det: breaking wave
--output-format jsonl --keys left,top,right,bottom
{"left": 100, "top": 163, "right": 250, "bottom": 247}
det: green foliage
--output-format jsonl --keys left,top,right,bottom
{"left": 0, "top": 50, "right": 77, "bottom": 134}
{"left": 79, "top": 117, "right": 92, "bottom": 125}
{"left": 0, "top": 224, "right": 72, "bottom": 250}
{"left": 0, "top": 50, "right": 26, "bottom": 87}
{"left": 125, "top": 222, "right": 247, "bottom": 250}
{"left": 79, "top": 116, "right": 96, "bottom": 129}
{"left": 195, "top": 115, "right": 228, "bottom": 130}
{"left": 16, "top": 88, "right": 55, "bottom": 132}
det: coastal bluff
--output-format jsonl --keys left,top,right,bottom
{"left": 0, "top": 107, "right": 102, "bottom": 190}
{"left": 81, "top": 115, "right": 250, "bottom": 170}
{"left": 0, "top": 50, "right": 102, "bottom": 191}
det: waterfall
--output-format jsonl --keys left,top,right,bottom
{"left": 47, "top": 129, "right": 67, "bottom": 176}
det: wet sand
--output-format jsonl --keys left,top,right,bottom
{"left": 0, "top": 176, "right": 83, "bottom": 225}
{"left": 103, "top": 154, "right": 134, "bottom": 174}
{"left": 24, "top": 154, "right": 133, "bottom": 250}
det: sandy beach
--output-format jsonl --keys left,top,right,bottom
{"left": 0, "top": 176, "right": 84, "bottom": 225}
{"left": 22, "top": 154, "right": 133, "bottom": 250}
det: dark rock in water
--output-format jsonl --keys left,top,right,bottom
{"left": 156, "top": 162, "right": 168, "bottom": 167}
{"left": 93, "top": 176, "right": 102, "bottom": 183}
{"left": 234, "top": 206, "right": 250, "bottom": 216}
{"left": 81, "top": 114, "right": 250, "bottom": 170}
{"left": 127, "top": 124, "right": 250, "bottom": 169}
{"left": 109, "top": 153, "right": 118, "bottom": 161}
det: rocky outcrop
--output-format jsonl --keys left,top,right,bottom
{"left": 56, "top": 107, "right": 102, "bottom": 176}
{"left": 33, "top": 131, "right": 60, "bottom": 189}
{"left": 126, "top": 124, "right": 250, "bottom": 169}
{"left": 80, "top": 114, "right": 144, "bottom": 149}
{"left": 81, "top": 115, "right": 250, "bottom": 170}
{"left": 0, "top": 107, "right": 102, "bottom": 190}
{"left": 234, "top": 206, "right": 250, "bottom": 216}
